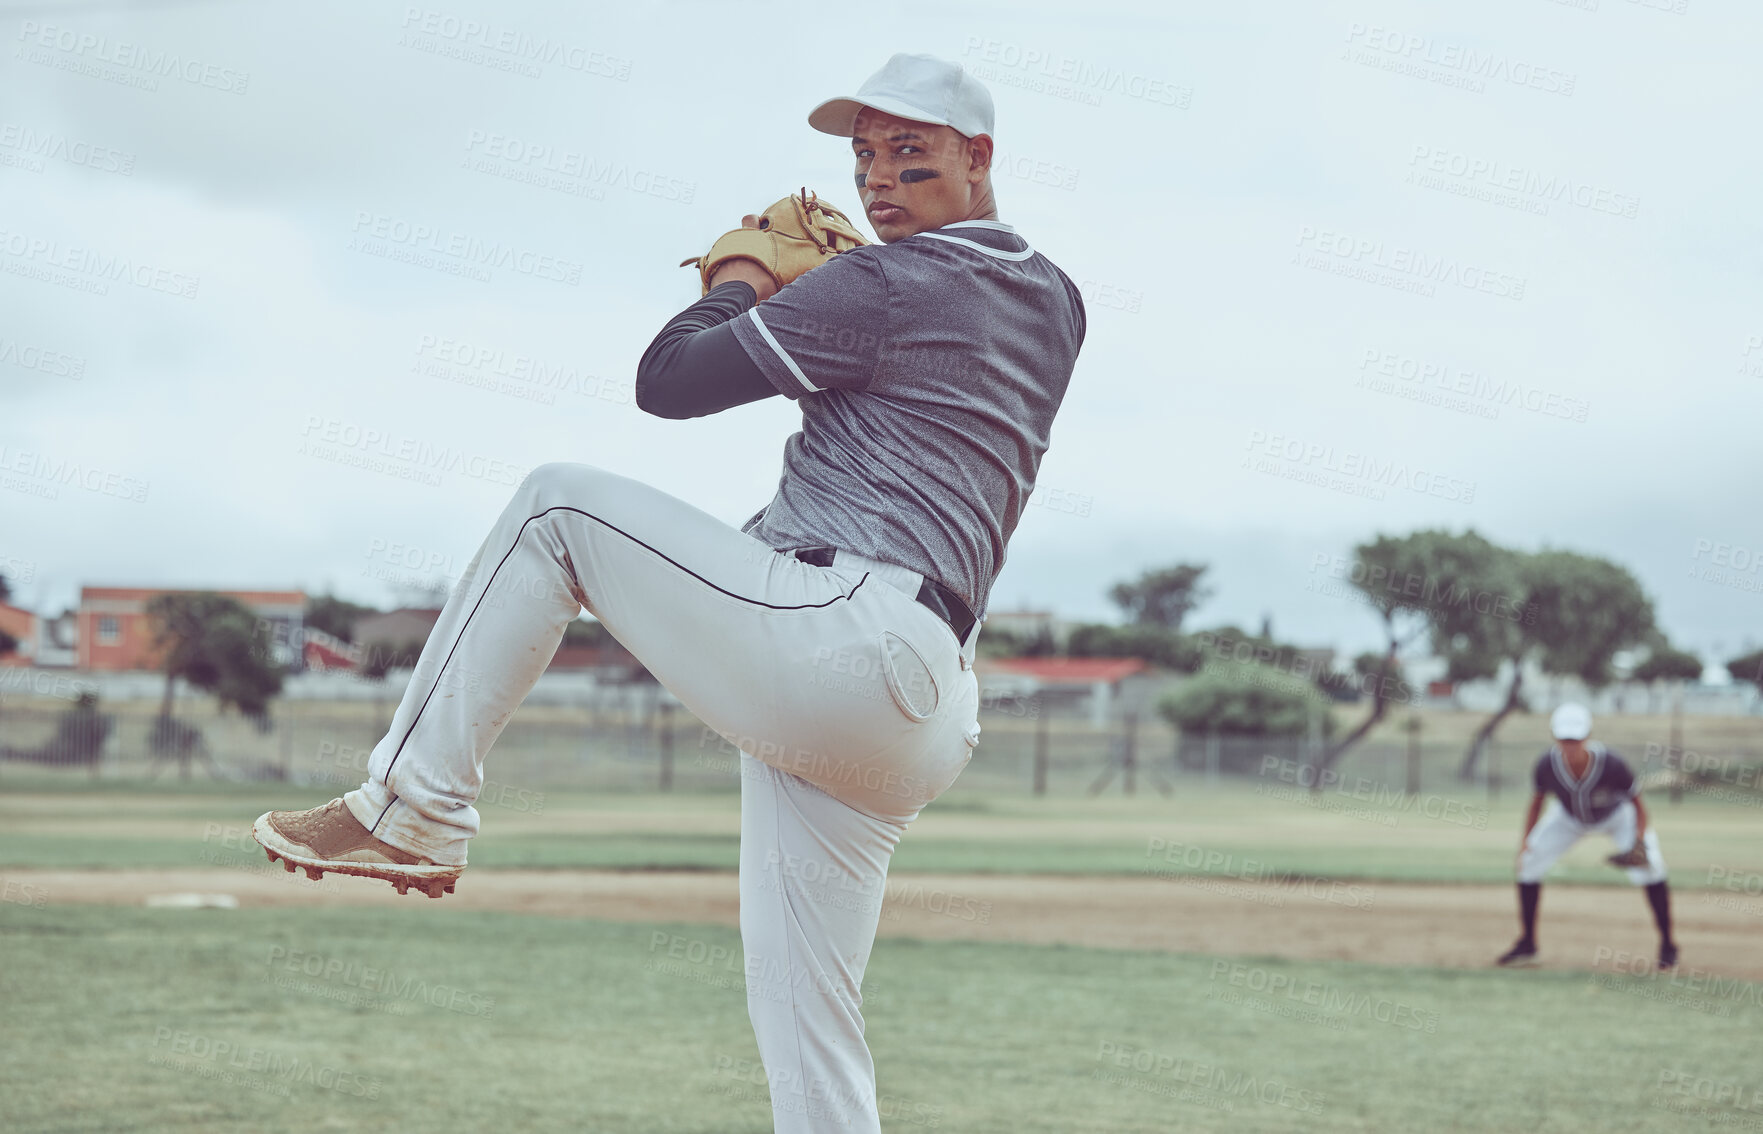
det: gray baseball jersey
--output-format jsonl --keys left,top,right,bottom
{"left": 728, "top": 219, "right": 1087, "bottom": 621}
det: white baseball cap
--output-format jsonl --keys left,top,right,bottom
{"left": 1550, "top": 703, "right": 1593, "bottom": 741}
{"left": 808, "top": 52, "right": 995, "bottom": 140}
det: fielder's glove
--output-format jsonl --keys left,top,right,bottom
{"left": 681, "top": 188, "right": 869, "bottom": 297}
{"left": 1607, "top": 842, "right": 1650, "bottom": 868}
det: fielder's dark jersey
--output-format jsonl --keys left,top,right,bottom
{"left": 727, "top": 220, "right": 1086, "bottom": 621}
{"left": 1532, "top": 743, "right": 1638, "bottom": 825}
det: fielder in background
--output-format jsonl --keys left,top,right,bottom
{"left": 1498, "top": 703, "right": 1677, "bottom": 970}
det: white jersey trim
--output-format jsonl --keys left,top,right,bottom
{"left": 1549, "top": 742, "right": 1607, "bottom": 823}
{"left": 919, "top": 232, "right": 1036, "bottom": 260}
{"left": 746, "top": 308, "right": 820, "bottom": 395}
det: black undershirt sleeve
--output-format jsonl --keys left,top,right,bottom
{"left": 635, "top": 280, "right": 781, "bottom": 419}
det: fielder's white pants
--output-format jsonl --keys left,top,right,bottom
{"left": 342, "top": 462, "right": 981, "bottom": 1133}
{"left": 1517, "top": 799, "right": 1667, "bottom": 885}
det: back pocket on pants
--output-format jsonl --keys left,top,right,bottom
{"left": 879, "top": 630, "right": 940, "bottom": 722}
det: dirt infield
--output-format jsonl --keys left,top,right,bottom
{"left": 11, "top": 867, "right": 1758, "bottom": 979}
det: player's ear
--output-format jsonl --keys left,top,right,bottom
{"left": 966, "top": 133, "right": 993, "bottom": 185}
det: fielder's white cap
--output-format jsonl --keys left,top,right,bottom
{"left": 1550, "top": 703, "right": 1593, "bottom": 741}
{"left": 808, "top": 52, "right": 995, "bottom": 140}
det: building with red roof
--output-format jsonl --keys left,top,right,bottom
{"left": 978, "top": 656, "right": 1151, "bottom": 726}
{"left": 77, "top": 587, "right": 306, "bottom": 672}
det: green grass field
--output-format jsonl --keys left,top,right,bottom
{"left": 4, "top": 747, "right": 1760, "bottom": 1133}
{"left": 2, "top": 774, "right": 1758, "bottom": 888}
{"left": 4, "top": 903, "right": 1758, "bottom": 1134}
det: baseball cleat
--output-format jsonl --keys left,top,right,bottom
{"left": 253, "top": 799, "right": 462, "bottom": 899}
{"left": 1496, "top": 940, "right": 1539, "bottom": 968}
{"left": 1657, "top": 942, "right": 1679, "bottom": 971}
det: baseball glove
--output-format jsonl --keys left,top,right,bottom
{"left": 680, "top": 188, "right": 869, "bottom": 297}
{"left": 1607, "top": 842, "right": 1650, "bottom": 868}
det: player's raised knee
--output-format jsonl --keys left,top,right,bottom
{"left": 517, "top": 461, "right": 609, "bottom": 503}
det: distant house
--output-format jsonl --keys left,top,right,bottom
{"left": 0, "top": 602, "right": 36, "bottom": 667}
{"left": 353, "top": 608, "right": 442, "bottom": 650}
{"left": 978, "top": 657, "right": 1150, "bottom": 726}
{"left": 985, "top": 608, "right": 1056, "bottom": 641}
{"left": 982, "top": 607, "right": 1084, "bottom": 652}
{"left": 548, "top": 645, "right": 645, "bottom": 681}
{"left": 78, "top": 587, "right": 307, "bottom": 672}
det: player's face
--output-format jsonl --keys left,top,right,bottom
{"left": 851, "top": 110, "right": 991, "bottom": 242}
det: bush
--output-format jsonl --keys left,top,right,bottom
{"left": 1157, "top": 662, "right": 1337, "bottom": 737}
{"left": 1064, "top": 624, "right": 1203, "bottom": 673}
{"left": 1725, "top": 649, "right": 1763, "bottom": 688}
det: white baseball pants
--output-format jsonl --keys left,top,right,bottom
{"left": 342, "top": 461, "right": 981, "bottom": 1133}
{"left": 1518, "top": 799, "right": 1668, "bottom": 885}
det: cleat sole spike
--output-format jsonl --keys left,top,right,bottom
{"left": 281, "top": 857, "right": 296, "bottom": 873}
{"left": 303, "top": 866, "right": 324, "bottom": 881}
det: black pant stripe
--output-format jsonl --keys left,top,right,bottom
{"left": 372, "top": 503, "right": 871, "bottom": 833}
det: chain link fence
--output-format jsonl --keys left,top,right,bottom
{"left": 3, "top": 686, "right": 1759, "bottom": 807}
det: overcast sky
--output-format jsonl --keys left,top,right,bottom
{"left": 3, "top": 0, "right": 1759, "bottom": 665}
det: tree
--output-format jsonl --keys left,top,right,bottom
{"left": 146, "top": 592, "right": 285, "bottom": 730}
{"left": 1065, "top": 623, "right": 1204, "bottom": 673}
{"left": 976, "top": 626, "right": 1027, "bottom": 660}
{"left": 305, "top": 594, "right": 379, "bottom": 644}
{"left": 974, "top": 624, "right": 1057, "bottom": 659}
{"left": 1108, "top": 564, "right": 1212, "bottom": 632}
{"left": 1190, "top": 624, "right": 1317, "bottom": 678}
{"left": 1317, "top": 530, "right": 1517, "bottom": 775}
{"left": 1157, "top": 662, "right": 1336, "bottom": 738}
{"left": 1726, "top": 649, "right": 1763, "bottom": 690}
{"left": 1018, "top": 625, "right": 1058, "bottom": 657}
{"left": 1451, "top": 550, "right": 1655, "bottom": 780}
{"left": 0, "top": 572, "right": 11, "bottom": 603}
{"left": 1316, "top": 651, "right": 1406, "bottom": 703}
{"left": 1633, "top": 646, "right": 1703, "bottom": 683}
{"left": 1629, "top": 644, "right": 1702, "bottom": 713}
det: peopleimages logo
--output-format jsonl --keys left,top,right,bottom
{"left": 0, "top": 337, "right": 86, "bottom": 380}
{"left": 0, "top": 445, "right": 149, "bottom": 502}
{"left": 1341, "top": 23, "right": 1576, "bottom": 96}
{"left": 13, "top": 21, "right": 250, "bottom": 93}
{"left": 348, "top": 212, "right": 583, "bottom": 286}
{"left": 1244, "top": 430, "right": 1476, "bottom": 503}
{"left": 0, "top": 229, "right": 200, "bottom": 299}
{"left": 1295, "top": 226, "right": 1526, "bottom": 301}
{"left": 961, "top": 37, "right": 1193, "bottom": 108}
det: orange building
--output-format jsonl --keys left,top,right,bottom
{"left": 0, "top": 602, "right": 36, "bottom": 667}
{"left": 78, "top": 587, "right": 307, "bottom": 672}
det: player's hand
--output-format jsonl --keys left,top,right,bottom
{"left": 707, "top": 216, "right": 781, "bottom": 302}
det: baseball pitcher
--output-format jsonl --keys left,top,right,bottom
{"left": 253, "top": 52, "right": 1086, "bottom": 1132}
{"left": 1497, "top": 703, "right": 1677, "bottom": 970}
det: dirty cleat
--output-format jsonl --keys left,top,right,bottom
{"left": 1496, "top": 939, "right": 1538, "bottom": 968}
{"left": 1658, "top": 942, "right": 1679, "bottom": 971}
{"left": 252, "top": 799, "right": 462, "bottom": 899}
